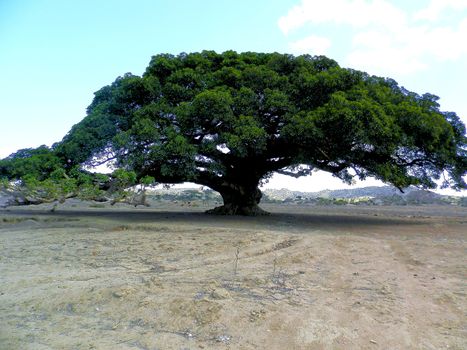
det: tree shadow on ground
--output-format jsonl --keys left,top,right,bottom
{"left": 0, "top": 206, "right": 430, "bottom": 238}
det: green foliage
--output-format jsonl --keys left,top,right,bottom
{"left": 20, "top": 172, "right": 77, "bottom": 203}
{"left": 106, "top": 169, "right": 155, "bottom": 206}
{"left": 0, "top": 146, "right": 63, "bottom": 180}
{"left": 2, "top": 51, "right": 466, "bottom": 212}
{"left": 75, "top": 183, "right": 105, "bottom": 201}
{"left": 0, "top": 178, "right": 10, "bottom": 189}
{"left": 112, "top": 169, "right": 137, "bottom": 188}
{"left": 140, "top": 175, "right": 155, "bottom": 186}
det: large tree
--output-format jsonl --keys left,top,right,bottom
{"left": 3, "top": 51, "right": 467, "bottom": 214}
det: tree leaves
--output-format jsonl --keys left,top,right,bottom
{"left": 2, "top": 51, "right": 466, "bottom": 211}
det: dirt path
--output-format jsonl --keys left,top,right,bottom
{"left": 0, "top": 204, "right": 466, "bottom": 349}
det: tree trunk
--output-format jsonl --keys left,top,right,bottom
{"left": 206, "top": 184, "right": 269, "bottom": 216}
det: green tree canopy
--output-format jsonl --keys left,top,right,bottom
{"left": 2, "top": 51, "right": 466, "bottom": 214}
{"left": 0, "top": 146, "right": 63, "bottom": 181}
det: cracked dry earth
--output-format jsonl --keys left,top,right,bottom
{"left": 0, "top": 204, "right": 466, "bottom": 349}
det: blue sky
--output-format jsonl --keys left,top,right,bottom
{"left": 1, "top": 0, "right": 466, "bottom": 193}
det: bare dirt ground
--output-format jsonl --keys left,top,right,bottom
{"left": 0, "top": 201, "right": 466, "bottom": 350}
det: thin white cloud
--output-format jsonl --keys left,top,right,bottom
{"left": 426, "top": 20, "right": 467, "bottom": 60}
{"left": 278, "top": 0, "right": 407, "bottom": 34}
{"left": 289, "top": 35, "right": 331, "bottom": 55}
{"left": 414, "top": 0, "right": 467, "bottom": 21}
{"left": 348, "top": 18, "right": 467, "bottom": 75}
{"left": 346, "top": 46, "right": 428, "bottom": 76}
{"left": 279, "top": 0, "right": 467, "bottom": 75}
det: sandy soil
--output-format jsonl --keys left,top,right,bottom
{"left": 0, "top": 202, "right": 466, "bottom": 349}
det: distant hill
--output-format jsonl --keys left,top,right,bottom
{"left": 262, "top": 186, "right": 464, "bottom": 205}
{"left": 144, "top": 185, "right": 465, "bottom": 206}
{"left": 1, "top": 185, "right": 466, "bottom": 208}
{"left": 263, "top": 186, "right": 431, "bottom": 200}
